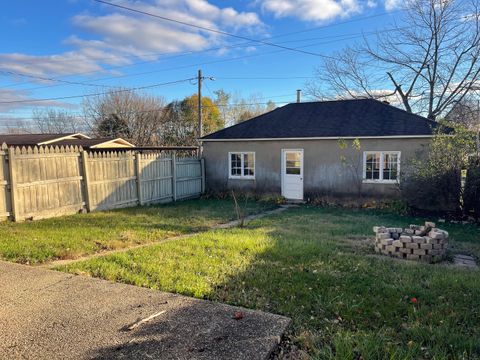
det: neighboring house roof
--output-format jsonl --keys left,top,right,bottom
{"left": 202, "top": 99, "right": 439, "bottom": 140}
{"left": 0, "top": 133, "right": 134, "bottom": 149}
{"left": 0, "top": 133, "right": 90, "bottom": 146}
{"left": 53, "top": 138, "right": 135, "bottom": 149}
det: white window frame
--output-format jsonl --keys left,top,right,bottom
{"left": 228, "top": 152, "right": 255, "bottom": 180}
{"left": 362, "top": 151, "right": 401, "bottom": 184}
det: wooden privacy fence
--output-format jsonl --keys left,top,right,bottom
{"left": 0, "top": 143, "right": 205, "bottom": 221}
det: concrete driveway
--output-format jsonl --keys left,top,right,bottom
{"left": 0, "top": 261, "right": 290, "bottom": 360}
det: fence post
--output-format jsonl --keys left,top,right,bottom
{"left": 7, "top": 147, "right": 18, "bottom": 221}
{"left": 172, "top": 152, "right": 177, "bottom": 201}
{"left": 201, "top": 158, "right": 205, "bottom": 194}
{"left": 135, "top": 152, "right": 143, "bottom": 206}
{"left": 81, "top": 150, "right": 92, "bottom": 212}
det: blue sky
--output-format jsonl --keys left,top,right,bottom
{"left": 0, "top": 0, "right": 402, "bottom": 126}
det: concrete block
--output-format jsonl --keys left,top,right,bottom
{"left": 400, "top": 235, "right": 412, "bottom": 243}
{"left": 400, "top": 247, "right": 412, "bottom": 254}
{"left": 392, "top": 240, "right": 403, "bottom": 247}
{"left": 425, "top": 221, "right": 436, "bottom": 228}
{"left": 438, "top": 229, "right": 449, "bottom": 238}
{"left": 426, "top": 237, "right": 439, "bottom": 245}
{"left": 429, "top": 231, "right": 444, "bottom": 240}
{"left": 373, "top": 226, "right": 386, "bottom": 233}
{"left": 377, "top": 232, "right": 391, "bottom": 240}
{"left": 406, "top": 242, "right": 419, "bottom": 249}
{"left": 386, "top": 227, "right": 397, "bottom": 233}
{"left": 381, "top": 238, "right": 394, "bottom": 246}
{"left": 404, "top": 228, "right": 415, "bottom": 234}
{"left": 412, "top": 236, "right": 425, "bottom": 244}
{"left": 420, "top": 243, "right": 433, "bottom": 250}
{"left": 407, "top": 254, "right": 420, "bottom": 260}
{"left": 385, "top": 245, "right": 396, "bottom": 253}
{"left": 432, "top": 243, "right": 444, "bottom": 250}
{"left": 413, "top": 249, "right": 426, "bottom": 255}
{"left": 396, "top": 228, "right": 404, "bottom": 233}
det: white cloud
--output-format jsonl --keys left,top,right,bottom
{"left": 0, "top": 0, "right": 263, "bottom": 78}
{"left": 0, "top": 0, "right": 263, "bottom": 112}
{"left": 384, "top": 0, "right": 402, "bottom": 10}
{"left": 72, "top": 0, "right": 264, "bottom": 57}
{"left": 0, "top": 89, "right": 77, "bottom": 113}
{"left": 257, "top": 0, "right": 362, "bottom": 22}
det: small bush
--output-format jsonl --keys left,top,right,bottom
{"left": 401, "top": 169, "right": 462, "bottom": 213}
{"left": 400, "top": 122, "right": 475, "bottom": 215}
{"left": 464, "top": 159, "right": 480, "bottom": 219}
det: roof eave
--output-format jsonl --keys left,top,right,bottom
{"left": 201, "top": 135, "right": 437, "bottom": 142}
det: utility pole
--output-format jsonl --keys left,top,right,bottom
{"left": 197, "top": 69, "right": 202, "bottom": 157}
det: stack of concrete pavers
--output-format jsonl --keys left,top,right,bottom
{"left": 373, "top": 222, "right": 448, "bottom": 263}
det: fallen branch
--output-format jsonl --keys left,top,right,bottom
{"left": 126, "top": 310, "right": 167, "bottom": 331}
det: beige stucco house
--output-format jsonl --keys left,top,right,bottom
{"left": 201, "top": 99, "right": 437, "bottom": 200}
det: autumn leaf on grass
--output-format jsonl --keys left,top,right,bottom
{"left": 233, "top": 311, "right": 244, "bottom": 320}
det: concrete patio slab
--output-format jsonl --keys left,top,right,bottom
{"left": 0, "top": 261, "right": 291, "bottom": 360}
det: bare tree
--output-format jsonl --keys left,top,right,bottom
{"left": 309, "top": 0, "right": 480, "bottom": 120}
{"left": 82, "top": 89, "right": 167, "bottom": 146}
{"left": 32, "top": 109, "right": 85, "bottom": 134}
{"left": 445, "top": 99, "right": 480, "bottom": 128}
{"left": 213, "top": 90, "right": 277, "bottom": 125}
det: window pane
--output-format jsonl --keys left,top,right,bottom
{"left": 243, "top": 153, "right": 254, "bottom": 177}
{"left": 286, "top": 167, "right": 300, "bottom": 175}
{"left": 383, "top": 153, "right": 398, "bottom": 180}
{"left": 286, "top": 152, "right": 300, "bottom": 162}
{"left": 230, "top": 153, "right": 242, "bottom": 176}
{"left": 285, "top": 152, "right": 301, "bottom": 175}
{"left": 365, "top": 153, "right": 380, "bottom": 180}
{"left": 244, "top": 168, "right": 254, "bottom": 176}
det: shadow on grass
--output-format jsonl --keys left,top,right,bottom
{"left": 205, "top": 208, "right": 480, "bottom": 358}
{"left": 0, "top": 198, "right": 276, "bottom": 264}
{"left": 66, "top": 206, "right": 480, "bottom": 359}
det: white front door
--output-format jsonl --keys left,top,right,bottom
{"left": 281, "top": 149, "right": 304, "bottom": 200}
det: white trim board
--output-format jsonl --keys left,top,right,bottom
{"left": 202, "top": 135, "right": 435, "bottom": 142}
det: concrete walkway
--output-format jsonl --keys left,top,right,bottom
{"left": 0, "top": 261, "right": 291, "bottom": 360}
{"left": 44, "top": 206, "right": 293, "bottom": 269}
{"left": 453, "top": 254, "right": 478, "bottom": 269}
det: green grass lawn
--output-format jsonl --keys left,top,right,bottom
{"left": 0, "top": 199, "right": 273, "bottom": 264}
{"left": 57, "top": 206, "right": 480, "bottom": 359}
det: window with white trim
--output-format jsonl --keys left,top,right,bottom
{"left": 363, "top": 151, "right": 400, "bottom": 183}
{"left": 229, "top": 152, "right": 255, "bottom": 179}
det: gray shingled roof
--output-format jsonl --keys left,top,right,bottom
{"left": 202, "top": 99, "right": 438, "bottom": 140}
{"left": 0, "top": 133, "right": 77, "bottom": 146}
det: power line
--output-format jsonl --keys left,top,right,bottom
{"left": 215, "top": 76, "right": 313, "bottom": 80}
{"left": 0, "top": 70, "right": 115, "bottom": 88}
{"left": 94, "top": 0, "right": 340, "bottom": 59}
{"left": 7, "top": 29, "right": 399, "bottom": 95}
{"left": 0, "top": 94, "right": 295, "bottom": 124}
{"left": 0, "top": 30, "right": 371, "bottom": 91}
{"left": 1, "top": 13, "right": 406, "bottom": 90}
{"left": 0, "top": 78, "right": 196, "bottom": 105}
{"left": 2, "top": 10, "right": 403, "bottom": 67}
